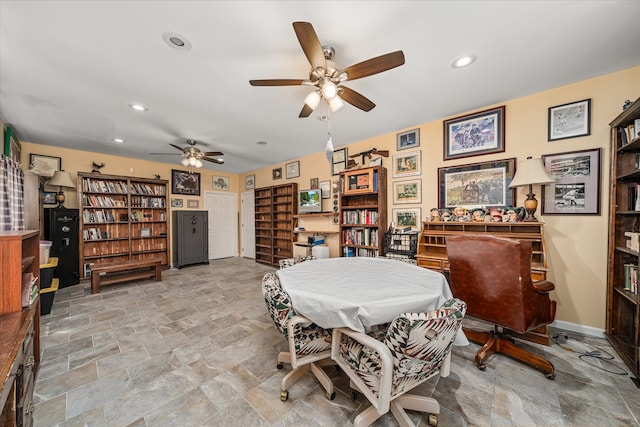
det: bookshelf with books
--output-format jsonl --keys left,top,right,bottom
{"left": 339, "top": 166, "right": 387, "bottom": 257}
{"left": 253, "top": 183, "right": 297, "bottom": 267}
{"left": 78, "top": 172, "right": 168, "bottom": 278}
{"left": 607, "top": 97, "right": 640, "bottom": 379}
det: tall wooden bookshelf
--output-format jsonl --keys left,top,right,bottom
{"left": 78, "top": 172, "right": 169, "bottom": 278}
{"left": 254, "top": 183, "right": 297, "bottom": 267}
{"left": 606, "top": 97, "right": 640, "bottom": 380}
{"left": 339, "top": 166, "right": 387, "bottom": 257}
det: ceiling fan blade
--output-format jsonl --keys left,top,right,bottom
{"left": 202, "top": 151, "right": 223, "bottom": 156}
{"left": 169, "top": 143, "right": 186, "bottom": 152}
{"left": 343, "top": 51, "right": 405, "bottom": 81}
{"left": 299, "top": 104, "right": 314, "bottom": 118}
{"left": 149, "top": 152, "right": 179, "bottom": 155}
{"left": 340, "top": 86, "right": 376, "bottom": 112}
{"left": 293, "top": 22, "right": 325, "bottom": 70}
{"left": 202, "top": 157, "right": 224, "bottom": 165}
{"left": 250, "top": 79, "right": 306, "bottom": 86}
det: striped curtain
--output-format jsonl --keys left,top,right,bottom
{"left": 0, "top": 154, "right": 25, "bottom": 231}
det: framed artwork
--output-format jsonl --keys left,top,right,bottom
{"left": 548, "top": 99, "right": 591, "bottom": 141}
{"left": 212, "top": 175, "right": 230, "bottom": 190}
{"left": 397, "top": 128, "right": 420, "bottom": 151}
{"left": 392, "top": 208, "right": 421, "bottom": 231}
{"left": 443, "top": 106, "right": 505, "bottom": 160}
{"left": 272, "top": 168, "right": 282, "bottom": 180}
{"left": 541, "top": 148, "right": 601, "bottom": 215}
{"left": 187, "top": 199, "right": 199, "bottom": 208}
{"left": 171, "top": 198, "right": 183, "bottom": 207}
{"left": 393, "top": 179, "right": 422, "bottom": 204}
{"left": 171, "top": 169, "right": 201, "bottom": 196}
{"left": 319, "top": 180, "right": 331, "bottom": 199}
{"left": 332, "top": 148, "right": 347, "bottom": 176}
{"left": 392, "top": 150, "right": 421, "bottom": 178}
{"left": 310, "top": 177, "right": 319, "bottom": 189}
{"left": 29, "top": 153, "right": 61, "bottom": 176}
{"left": 286, "top": 161, "right": 300, "bottom": 179}
{"left": 42, "top": 192, "right": 57, "bottom": 205}
{"left": 245, "top": 174, "right": 255, "bottom": 190}
{"left": 438, "top": 158, "right": 516, "bottom": 210}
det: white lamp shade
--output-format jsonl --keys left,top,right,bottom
{"left": 329, "top": 96, "right": 344, "bottom": 112}
{"left": 181, "top": 158, "right": 190, "bottom": 166}
{"left": 195, "top": 159, "right": 203, "bottom": 168}
{"left": 321, "top": 81, "right": 337, "bottom": 100}
{"left": 304, "top": 91, "right": 321, "bottom": 110}
{"left": 48, "top": 170, "right": 75, "bottom": 188}
{"left": 509, "top": 157, "right": 554, "bottom": 188}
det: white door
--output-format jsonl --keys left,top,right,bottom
{"left": 241, "top": 191, "right": 256, "bottom": 259}
{"left": 204, "top": 191, "right": 237, "bottom": 259}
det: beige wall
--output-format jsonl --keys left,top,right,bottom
{"left": 15, "top": 65, "right": 640, "bottom": 332}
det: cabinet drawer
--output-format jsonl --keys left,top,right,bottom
{"left": 417, "top": 258, "right": 445, "bottom": 271}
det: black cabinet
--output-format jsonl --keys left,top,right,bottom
{"left": 44, "top": 207, "right": 79, "bottom": 287}
{"left": 172, "top": 210, "right": 209, "bottom": 268}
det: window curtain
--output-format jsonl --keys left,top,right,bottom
{"left": 0, "top": 154, "right": 25, "bottom": 231}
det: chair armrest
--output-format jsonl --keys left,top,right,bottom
{"left": 532, "top": 280, "right": 555, "bottom": 293}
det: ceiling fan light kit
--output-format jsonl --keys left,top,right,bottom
{"left": 151, "top": 139, "right": 224, "bottom": 168}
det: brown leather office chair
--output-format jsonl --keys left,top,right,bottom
{"left": 446, "top": 234, "right": 556, "bottom": 379}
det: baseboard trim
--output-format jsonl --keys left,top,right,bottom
{"left": 550, "top": 320, "right": 605, "bottom": 338}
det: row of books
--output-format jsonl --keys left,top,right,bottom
{"left": 83, "top": 227, "right": 113, "bottom": 241}
{"left": 342, "top": 209, "right": 379, "bottom": 225}
{"left": 627, "top": 183, "right": 640, "bottom": 211}
{"left": 130, "top": 196, "right": 166, "bottom": 208}
{"left": 619, "top": 120, "right": 640, "bottom": 146}
{"left": 342, "top": 229, "right": 379, "bottom": 247}
{"left": 82, "top": 178, "right": 166, "bottom": 195}
{"left": 343, "top": 247, "right": 379, "bottom": 257}
{"left": 82, "top": 195, "right": 124, "bottom": 208}
{"left": 83, "top": 209, "right": 116, "bottom": 223}
{"left": 623, "top": 263, "right": 638, "bottom": 294}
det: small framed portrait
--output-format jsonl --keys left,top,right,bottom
{"left": 310, "top": 177, "right": 319, "bottom": 189}
{"left": 548, "top": 99, "right": 591, "bottom": 141}
{"left": 171, "top": 169, "right": 200, "bottom": 196}
{"left": 396, "top": 129, "right": 420, "bottom": 151}
{"left": 187, "top": 199, "right": 199, "bottom": 208}
{"left": 286, "top": 161, "right": 300, "bottom": 179}
{"left": 319, "top": 180, "right": 331, "bottom": 199}
{"left": 393, "top": 179, "right": 422, "bottom": 204}
{"left": 272, "top": 167, "right": 282, "bottom": 180}
{"left": 392, "top": 208, "right": 421, "bottom": 231}
{"left": 443, "top": 106, "right": 505, "bottom": 160}
{"left": 212, "top": 175, "right": 230, "bottom": 190}
{"left": 42, "top": 192, "right": 57, "bottom": 205}
{"left": 332, "top": 148, "right": 347, "bottom": 176}
{"left": 392, "top": 150, "right": 421, "bottom": 178}
{"left": 245, "top": 174, "right": 255, "bottom": 190}
{"left": 171, "top": 198, "right": 183, "bottom": 208}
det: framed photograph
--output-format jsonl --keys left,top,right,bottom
{"left": 332, "top": 148, "right": 347, "bottom": 176}
{"left": 392, "top": 150, "right": 421, "bottom": 178}
{"left": 245, "top": 174, "right": 255, "bottom": 190}
{"left": 541, "top": 148, "right": 601, "bottom": 215}
{"left": 392, "top": 208, "right": 421, "bottom": 231}
{"left": 443, "top": 106, "right": 505, "bottom": 160}
{"left": 393, "top": 179, "right": 422, "bottom": 204}
{"left": 310, "top": 178, "right": 319, "bottom": 189}
{"left": 42, "top": 192, "right": 57, "bottom": 205}
{"left": 438, "top": 158, "right": 516, "bottom": 210}
{"left": 319, "top": 180, "right": 331, "bottom": 199}
{"left": 29, "top": 154, "right": 61, "bottom": 177}
{"left": 548, "top": 99, "right": 591, "bottom": 141}
{"left": 171, "top": 169, "right": 200, "bottom": 196}
{"left": 272, "top": 167, "right": 282, "bottom": 180}
{"left": 212, "top": 175, "right": 230, "bottom": 190}
{"left": 187, "top": 199, "right": 199, "bottom": 209}
{"left": 171, "top": 198, "right": 183, "bottom": 208}
{"left": 397, "top": 128, "right": 420, "bottom": 151}
{"left": 286, "top": 161, "right": 300, "bottom": 179}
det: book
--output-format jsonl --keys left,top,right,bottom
{"left": 620, "top": 127, "right": 629, "bottom": 146}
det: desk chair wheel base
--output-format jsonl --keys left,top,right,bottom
{"left": 428, "top": 414, "right": 438, "bottom": 426}
{"left": 280, "top": 390, "right": 288, "bottom": 402}
{"left": 277, "top": 363, "right": 284, "bottom": 370}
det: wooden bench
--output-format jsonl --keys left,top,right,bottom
{"left": 91, "top": 259, "right": 162, "bottom": 294}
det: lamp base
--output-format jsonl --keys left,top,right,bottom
{"left": 523, "top": 192, "right": 538, "bottom": 222}
{"left": 55, "top": 191, "right": 66, "bottom": 208}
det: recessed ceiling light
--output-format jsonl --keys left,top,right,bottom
{"left": 451, "top": 54, "right": 477, "bottom": 69}
{"left": 129, "top": 103, "right": 148, "bottom": 112}
{"left": 162, "top": 31, "right": 192, "bottom": 51}
{"left": 113, "top": 138, "right": 125, "bottom": 143}
{"left": 256, "top": 141, "right": 267, "bottom": 145}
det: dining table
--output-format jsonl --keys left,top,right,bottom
{"left": 277, "top": 256, "right": 468, "bottom": 345}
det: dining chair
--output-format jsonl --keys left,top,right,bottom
{"left": 446, "top": 234, "right": 556, "bottom": 379}
{"left": 332, "top": 298, "right": 466, "bottom": 427}
{"left": 278, "top": 255, "right": 316, "bottom": 269}
{"left": 261, "top": 272, "right": 335, "bottom": 402}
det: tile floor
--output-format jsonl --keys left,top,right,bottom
{"left": 33, "top": 257, "right": 640, "bottom": 427}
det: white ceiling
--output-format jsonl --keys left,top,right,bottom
{"left": 1, "top": 1, "right": 639, "bottom": 174}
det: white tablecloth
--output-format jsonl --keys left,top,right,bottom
{"left": 277, "top": 257, "right": 468, "bottom": 345}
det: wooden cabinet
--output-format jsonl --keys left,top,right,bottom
{"left": 340, "top": 166, "right": 387, "bottom": 257}
{"left": 292, "top": 213, "right": 339, "bottom": 257}
{"left": 78, "top": 173, "right": 169, "bottom": 278}
{"left": 254, "top": 183, "right": 297, "bottom": 267}
{"left": 0, "top": 231, "right": 40, "bottom": 427}
{"left": 606, "top": 97, "right": 640, "bottom": 379}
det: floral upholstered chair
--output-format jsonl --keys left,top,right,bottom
{"left": 278, "top": 255, "right": 316, "bottom": 269}
{"left": 261, "top": 272, "right": 335, "bottom": 402}
{"left": 332, "top": 298, "right": 466, "bottom": 427}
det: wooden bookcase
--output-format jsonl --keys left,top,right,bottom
{"left": 254, "top": 183, "right": 297, "bottom": 267}
{"left": 78, "top": 172, "right": 169, "bottom": 278}
{"left": 339, "top": 166, "right": 387, "bottom": 257}
{"left": 606, "top": 97, "right": 640, "bottom": 380}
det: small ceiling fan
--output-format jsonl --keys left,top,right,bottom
{"left": 150, "top": 139, "right": 224, "bottom": 167}
{"left": 250, "top": 22, "right": 405, "bottom": 117}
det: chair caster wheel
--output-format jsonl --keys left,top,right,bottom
{"left": 280, "top": 390, "right": 289, "bottom": 402}
{"left": 351, "top": 391, "right": 357, "bottom": 401}
{"left": 276, "top": 363, "right": 284, "bottom": 370}
{"left": 546, "top": 372, "right": 555, "bottom": 380}
{"left": 478, "top": 363, "right": 486, "bottom": 371}
{"left": 326, "top": 391, "right": 336, "bottom": 400}
{"left": 428, "top": 414, "right": 438, "bottom": 426}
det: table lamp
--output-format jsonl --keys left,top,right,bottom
{"left": 508, "top": 157, "right": 554, "bottom": 222}
{"left": 47, "top": 170, "right": 75, "bottom": 208}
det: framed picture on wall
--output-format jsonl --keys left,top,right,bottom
{"left": 171, "top": 169, "right": 200, "bottom": 196}
{"left": 548, "top": 99, "right": 591, "bottom": 141}
{"left": 392, "top": 151, "right": 421, "bottom": 178}
{"left": 443, "top": 106, "right": 505, "bottom": 160}
{"left": 245, "top": 174, "right": 255, "bottom": 190}
{"left": 392, "top": 208, "right": 421, "bottom": 231}
{"left": 29, "top": 153, "right": 61, "bottom": 177}
{"left": 393, "top": 179, "right": 422, "bottom": 204}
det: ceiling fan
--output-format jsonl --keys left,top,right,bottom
{"left": 249, "top": 22, "right": 405, "bottom": 117}
{"left": 150, "top": 139, "right": 224, "bottom": 167}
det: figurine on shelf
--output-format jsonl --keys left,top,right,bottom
{"left": 441, "top": 209, "right": 452, "bottom": 222}
{"left": 428, "top": 208, "right": 441, "bottom": 222}
{"left": 471, "top": 208, "right": 485, "bottom": 222}
{"left": 490, "top": 207, "right": 503, "bottom": 222}
{"left": 504, "top": 207, "right": 524, "bottom": 223}
{"left": 453, "top": 206, "right": 469, "bottom": 222}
